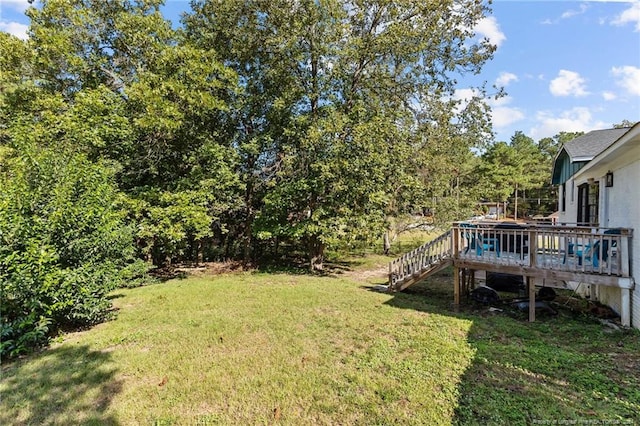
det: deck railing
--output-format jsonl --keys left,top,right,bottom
{"left": 388, "top": 230, "right": 452, "bottom": 289}
{"left": 388, "top": 222, "right": 633, "bottom": 292}
{"left": 452, "top": 222, "right": 632, "bottom": 277}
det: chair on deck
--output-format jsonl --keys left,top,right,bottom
{"left": 567, "top": 229, "right": 621, "bottom": 267}
{"left": 582, "top": 229, "right": 621, "bottom": 267}
{"left": 460, "top": 223, "right": 500, "bottom": 257}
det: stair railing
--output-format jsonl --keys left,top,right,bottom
{"left": 388, "top": 230, "right": 453, "bottom": 290}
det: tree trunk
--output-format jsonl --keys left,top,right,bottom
{"left": 243, "top": 160, "right": 256, "bottom": 265}
{"left": 309, "top": 235, "right": 325, "bottom": 271}
{"left": 242, "top": 216, "right": 253, "bottom": 264}
{"left": 196, "top": 239, "right": 203, "bottom": 265}
{"left": 383, "top": 231, "right": 391, "bottom": 255}
{"left": 514, "top": 183, "right": 519, "bottom": 220}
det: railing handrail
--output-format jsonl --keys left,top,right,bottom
{"left": 388, "top": 229, "right": 453, "bottom": 290}
{"left": 389, "top": 223, "right": 632, "bottom": 290}
{"left": 452, "top": 221, "right": 633, "bottom": 236}
{"left": 451, "top": 222, "right": 632, "bottom": 278}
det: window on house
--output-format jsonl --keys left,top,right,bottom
{"left": 577, "top": 183, "right": 599, "bottom": 225}
{"left": 561, "top": 183, "right": 566, "bottom": 212}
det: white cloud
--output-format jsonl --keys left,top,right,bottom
{"left": 492, "top": 106, "right": 525, "bottom": 129}
{"left": 0, "top": 20, "right": 28, "bottom": 40}
{"left": 611, "top": 65, "right": 640, "bottom": 96}
{"left": 1, "top": 0, "right": 31, "bottom": 12}
{"left": 602, "top": 91, "right": 617, "bottom": 101}
{"left": 489, "top": 96, "right": 511, "bottom": 108}
{"left": 529, "top": 107, "right": 606, "bottom": 140}
{"left": 453, "top": 90, "right": 525, "bottom": 130}
{"left": 452, "top": 88, "right": 478, "bottom": 102}
{"left": 549, "top": 70, "right": 589, "bottom": 97}
{"left": 540, "top": 3, "right": 589, "bottom": 26}
{"left": 561, "top": 4, "right": 589, "bottom": 19}
{"left": 474, "top": 16, "right": 506, "bottom": 48}
{"left": 495, "top": 72, "right": 518, "bottom": 87}
{"left": 611, "top": 1, "right": 640, "bottom": 31}
{"left": 450, "top": 88, "right": 480, "bottom": 114}
{"left": 485, "top": 95, "right": 524, "bottom": 129}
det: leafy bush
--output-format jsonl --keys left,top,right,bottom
{"left": 0, "top": 314, "right": 52, "bottom": 358}
{"left": 117, "top": 258, "right": 155, "bottom": 288}
{"left": 0, "top": 145, "right": 138, "bottom": 357}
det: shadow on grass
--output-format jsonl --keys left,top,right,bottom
{"left": 0, "top": 344, "right": 122, "bottom": 425}
{"left": 254, "top": 257, "right": 360, "bottom": 277}
{"left": 380, "top": 271, "right": 640, "bottom": 424}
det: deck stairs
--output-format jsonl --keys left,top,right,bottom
{"left": 388, "top": 230, "right": 453, "bottom": 291}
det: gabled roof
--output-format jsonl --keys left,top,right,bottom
{"left": 573, "top": 122, "right": 640, "bottom": 179}
{"left": 552, "top": 127, "right": 633, "bottom": 184}
{"left": 562, "top": 128, "right": 630, "bottom": 161}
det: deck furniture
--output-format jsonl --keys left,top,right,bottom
{"left": 459, "top": 222, "right": 500, "bottom": 257}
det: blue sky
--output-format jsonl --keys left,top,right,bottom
{"left": 1, "top": 0, "right": 639, "bottom": 143}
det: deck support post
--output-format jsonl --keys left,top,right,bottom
{"left": 621, "top": 289, "right": 631, "bottom": 327}
{"left": 464, "top": 269, "right": 476, "bottom": 297}
{"left": 620, "top": 237, "right": 630, "bottom": 277}
{"left": 453, "top": 266, "right": 460, "bottom": 308}
{"left": 527, "top": 276, "right": 535, "bottom": 322}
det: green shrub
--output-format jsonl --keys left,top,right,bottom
{"left": 0, "top": 314, "right": 52, "bottom": 358}
{"left": 0, "top": 145, "right": 138, "bottom": 357}
{"left": 117, "top": 259, "right": 155, "bottom": 288}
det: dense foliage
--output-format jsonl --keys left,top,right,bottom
{"left": 184, "top": 0, "right": 496, "bottom": 267}
{"left": 0, "top": 144, "right": 143, "bottom": 357}
{"left": 475, "top": 130, "right": 585, "bottom": 219}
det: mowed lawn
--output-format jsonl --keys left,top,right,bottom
{"left": 2, "top": 261, "right": 640, "bottom": 425}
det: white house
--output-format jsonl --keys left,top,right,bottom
{"left": 552, "top": 123, "right": 640, "bottom": 328}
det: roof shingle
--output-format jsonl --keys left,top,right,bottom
{"left": 563, "top": 128, "right": 631, "bottom": 160}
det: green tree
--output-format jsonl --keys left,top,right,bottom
{"left": 187, "top": 0, "right": 495, "bottom": 269}
{"left": 185, "top": 0, "right": 307, "bottom": 263}
{"left": 0, "top": 0, "right": 244, "bottom": 354}
{"left": 537, "top": 131, "right": 583, "bottom": 161}
{"left": 509, "top": 131, "right": 546, "bottom": 218}
{"left": 612, "top": 119, "right": 637, "bottom": 128}
{"left": 535, "top": 131, "right": 583, "bottom": 214}
{"left": 478, "top": 131, "right": 582, "bottom": 219}
{"left": 18, "top": 0, "right": 241, "bottom": 266}
{"left": 477, "top": 141, "right": 518, "bottom": 206}
{"left": 477, "top": 132, "right": 542, "bottom": 219}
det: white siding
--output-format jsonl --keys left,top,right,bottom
{"left": 597, "top": 159, "right": 640, "bottom": 328}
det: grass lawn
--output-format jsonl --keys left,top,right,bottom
{"left": 2, "top": 257, "right": 639, "bottom": 425}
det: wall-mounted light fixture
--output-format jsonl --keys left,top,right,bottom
{"left": 605, "top": 171, "right": 614, "bottom": 187}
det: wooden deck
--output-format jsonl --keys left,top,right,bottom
{"left": 388, "top": 222, "right": 634, "bottom": 325}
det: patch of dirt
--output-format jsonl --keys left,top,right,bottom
{"left": 153, "top": 261, "right": 248, "bottom": 279}
{"left": 341, "top": 265, "right": 389, "bottom": 282}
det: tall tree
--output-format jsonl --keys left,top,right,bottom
{"left": 477, "top": 141, "right": 519, "bottom": 208}
{"left": 186, "top": 0, "right": 495, "bottom": 269}
{"left": 478, "top": 131, "right": 579, "bottom": 219}
{"left": 18, "top": 0, "right": 240, "bottom": 265}
{"left": 509, "top": 131, "right": 546, "bottom": 219}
